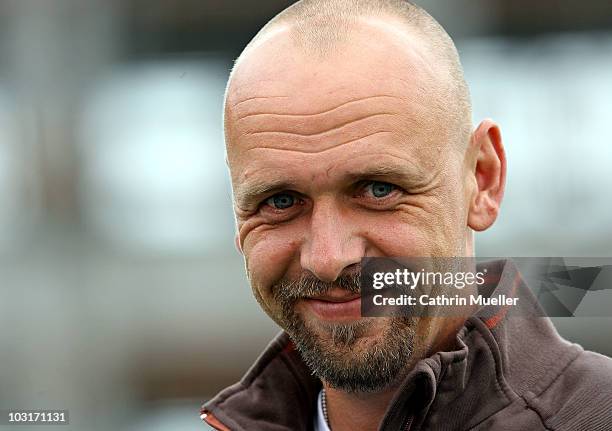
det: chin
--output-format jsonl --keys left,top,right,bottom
{"left": 305, "top": 316, "right": 392, "bottom": 352}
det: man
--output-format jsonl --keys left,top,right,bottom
{"left": 201, "top": 1, "right": 612, "bottom": 429}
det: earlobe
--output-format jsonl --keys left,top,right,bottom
{"left": 467, "top": 119, "right": 507, "bottom": 232}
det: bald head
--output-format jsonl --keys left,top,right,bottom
{"left": 226, "top": 0, "right": 472, "bottom": 151}
{"left": 244, "top": 0, "right": 463, "bottom": 70}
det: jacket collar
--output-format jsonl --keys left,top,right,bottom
{"left": 201, "top": 332, "right": 320, "bottom": 431}
{"left": 201, "top": 259, "right": 571, "bottom": 430}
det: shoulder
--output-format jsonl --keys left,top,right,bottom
{"left": 527, "top": 349, "right": 612, "bottom": 430}
{"left": 566, "top": 349, "right": 612, "bottom": 383}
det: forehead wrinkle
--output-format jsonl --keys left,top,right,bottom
{"left": 241, "top": 112, "right": 398, "bottom": 138}
{"left": 229, "top": 100, "right": 429, "bottom": 156}
{"left": 229, "top": 68, "right": 430, "bottom": 120}
{"left": 225, "top": 80, "right": 291, "bottom": 120}
{"left": 242, "top": 130, "right": 393, "bottom": 155}
{"left": 232, "top": 95, "right": 290, "bottom": 109}
{"left": 230, "top": 93, "right": 411, "bottom": 147}
{"left": 233, "top": 94, "right": 397, "bottom": 121}
{"left": 227, "top": 60, "right": 439, "bottom": 150}
{"left": 227, "top": 77, "right": 437, "bottom": 157}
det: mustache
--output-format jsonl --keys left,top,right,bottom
{"left": 272, "top": 270, "right": 361, "bottom": 305}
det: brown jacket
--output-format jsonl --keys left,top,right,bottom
{"left": 201, "top": 261, "right": 612, "bottom": 430}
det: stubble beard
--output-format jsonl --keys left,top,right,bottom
{"left": 271, "top": 272, "right": 417, "bottom": 393}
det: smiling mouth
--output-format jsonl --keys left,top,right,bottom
{"left": 302, "top": 289, "right": 362, "bottom": 321}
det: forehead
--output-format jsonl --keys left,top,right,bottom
{"left": 229, "top": 20, "right": 440, "bottom": 110}
{"left": 228, "top": 19, "right": 443, "bottom": 121}
{"left": 225, "top": 19, "right": 452, "bottom": 196}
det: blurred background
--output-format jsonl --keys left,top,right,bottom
{"left": 0, "top": 0, "right": 610, "bottom": 429}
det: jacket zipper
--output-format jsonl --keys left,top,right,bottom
{"left": 403, "top": 415, "right": 413, "bottom": 431}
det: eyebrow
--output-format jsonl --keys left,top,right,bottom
{"left": 344, "top": 164, "right": 423, "bottom": 181}
{"left": 235, "top": 179, "right": 296, "bottom": 209}
{"left": 234, "top": 162, "right": 425, "bottom": 208}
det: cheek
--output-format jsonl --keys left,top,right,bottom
{"left": 363, "top": 216, "right": 431, "bottom": 256}
{"left": 362, "top": 206, "right": 459, "bottom": 257}
{"left": 243, "top": 225, "right": 303, "bottom": 301}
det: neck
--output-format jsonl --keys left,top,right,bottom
{"left": 323, "top": 383, "right": 399, "bottom": 431}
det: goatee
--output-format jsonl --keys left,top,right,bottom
{"left": 271, "top": 271, "right": 416, "bottom": 393}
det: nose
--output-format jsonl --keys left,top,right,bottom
{"left": 300, "top": 197, "right": 365, "bottom": 282}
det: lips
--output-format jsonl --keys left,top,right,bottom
{"left": 302, "top": 289, "right": 362, "bottom": 321}
{"left": 309, "top": 292, "right": 360, "bottom": 302}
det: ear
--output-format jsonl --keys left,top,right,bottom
{"left": 467, "top": 119, "right": 507, "bottom": 232}
{"left": 235, "top": 232, "right": 243, "bottom": 254}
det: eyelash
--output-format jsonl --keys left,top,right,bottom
{"left": 354, "top": 181, "right": 401, "bottom": 199}
{"left": 264, "top": 193, "right": 303, "bottom": 210}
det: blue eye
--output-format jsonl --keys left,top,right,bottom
{"left": 266, "top": 193, "right": 295, "bottom": 209}
{"left": 369, "top": 182, "right": 395, "bottom": 198}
